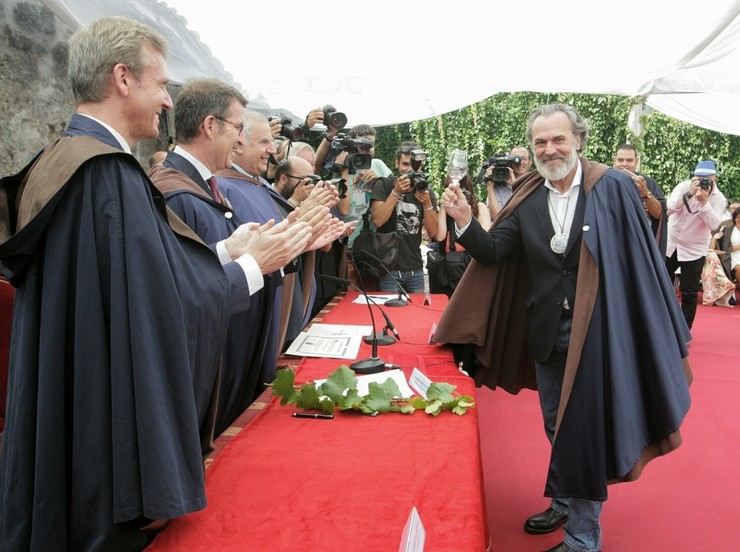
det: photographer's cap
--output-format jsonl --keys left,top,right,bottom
{"left": 692, "top": 160, "right": 718, "bottom": 176}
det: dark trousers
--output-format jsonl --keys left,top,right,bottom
{"left": 666, "top": 251, "right": 705, "bottom": 329}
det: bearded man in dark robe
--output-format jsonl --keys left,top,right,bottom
{"left": 435, "top": 103, "right": 691, "bottom": 552}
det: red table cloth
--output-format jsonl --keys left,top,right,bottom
{"left": 148, "top": 292, "right": 489, "bottom": 551}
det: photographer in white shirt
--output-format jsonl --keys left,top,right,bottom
{"left": 666, "top": 160, "right": 727, "bottom": 329}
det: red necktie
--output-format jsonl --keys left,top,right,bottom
{"left": 207, "top": 176, "right": 222, "bottom": 204}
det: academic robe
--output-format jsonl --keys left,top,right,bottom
{"left": 0, "top": 115, "right": 249, "bottom": 551}
{"left": 216, "top": 168, "right": 307, "bottom": 357}
{"left": 149, "top": 158, "right": 282, "bottom": 437}
{"left": 434, "top": 158, "right": 692, "bottom": 501}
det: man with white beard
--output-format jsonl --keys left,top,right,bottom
{"left": 434, "top": 103, "right": 693, "bottom": 552}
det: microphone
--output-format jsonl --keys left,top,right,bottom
{"left": 338, "top": 257, "right": 386, "bottom": 374}
{"left": 350, "top": 250, "right": 411, "bottom": 307}
{"left": 319, "top": 274, "right": 399, "bottom": 345}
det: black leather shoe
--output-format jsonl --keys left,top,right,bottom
{"left": 524, "top": 507, "right": 568, "bottom": 535}
{"left": 543, "top": 542, "right": 572, "bottom": 552}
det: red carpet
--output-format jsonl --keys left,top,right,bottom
{"left": 477, "top": 302, "right": 740, "bottom": 551}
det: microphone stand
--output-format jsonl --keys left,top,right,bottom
{"left": 318, "top": 274, "right": 398, "bottom": 346}
{"left": 344, "top": 254, "right": 386, "bottom": 374}
{"left": 354, "top": 250, "right": 411, "bottom": 307}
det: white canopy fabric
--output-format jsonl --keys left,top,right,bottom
{"left": 42, "top": 0, "right": 740, "bottom": 134}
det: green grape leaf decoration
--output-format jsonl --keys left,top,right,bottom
{"left": 269, "top": 366, "right": 476, "bottom": 417}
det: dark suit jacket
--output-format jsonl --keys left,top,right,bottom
{"left": 458, "top": 184, "right": 585, "bottom": 362}
{"left": 164, "top": 151, "right": 212, "bottom": 197}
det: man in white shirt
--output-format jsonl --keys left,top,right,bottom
{"left": 666, "top": 160, "right": 727, "bottom": 328}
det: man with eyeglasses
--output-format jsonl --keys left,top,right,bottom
{"left": 149, "top": 86, "right": 324, "bottom": 437}
{"left": 370, "top": 141, "right": 439, "bottom": 293}
{"left": 274, "top": 157, "right": 320, "bottom": 206}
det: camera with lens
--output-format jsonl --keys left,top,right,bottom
{"left": 482, "top": 152, "right": 522, "bottom": 184}
{"left": 699, "top": 177, "right": 713, "bottom": 191}
{"left": 270, "top": 115, "right": 307, "bottom": 141}
{"left": 330, "top": 134, "right": 372, "bottom": 174}
{"left": 323, "top": 104, "right": 347, "bottom": 130}
{"left": 328, "top": 177, "right": 348, "bottom": 199}
{"left": 405, "top": 149, "right": 428, "bottom": 192}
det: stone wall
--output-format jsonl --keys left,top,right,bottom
{"left": 0, "top": 0, "right": 175, "bottom": 176}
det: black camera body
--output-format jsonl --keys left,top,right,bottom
{"left": 406, "top": 170, "right": 428, "bottom": 192}
{"left": 271, "top": 115, "right": 307, "bottom": 141}
{"left": 326, "top": 176, "right": 348, "bottom": 199}
{"left": 330, "top": 134, "right": 372, "bottom": 173}
{"left": 482, "top": 152, "right": 522, "bottom": 184}
{"left": 407, "top": 148, "right": 428, "bottom": 191}
{"left": 699, "top": 177, "right": 713, "bottom": 191}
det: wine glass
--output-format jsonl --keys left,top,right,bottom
{"left": 447, "top": 149, "right": 468, "bottom": 184}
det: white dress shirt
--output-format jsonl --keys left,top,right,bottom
{"left": 666, "top": 180, "right": 726, "bottom": 261}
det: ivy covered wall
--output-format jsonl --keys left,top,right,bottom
{"left": 373, "top": 92, "right": 740, "bottom": 204}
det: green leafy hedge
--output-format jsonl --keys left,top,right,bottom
{"left": 373, "top": 92, "right": 740, "bottom": 204}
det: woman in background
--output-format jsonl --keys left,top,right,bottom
{"left": 429, "top": 151, "right": 490, "bottom": 295}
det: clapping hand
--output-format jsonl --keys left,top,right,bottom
{"left": 224, "top": 215, "right": 312, "bottom": 274}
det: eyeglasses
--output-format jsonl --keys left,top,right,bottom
{"left": 214, "top": 115, "right": 244, "bottom": 135}
{"left": 285, "top": 174, "right": 321, "bottom": 185}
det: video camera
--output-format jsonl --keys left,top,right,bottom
{"left": 405, "top": 149, "right": 428, "bottom": 192}
{"left": 330, "top": 134, "right": 373, "bottom": 173}
{"left": 324, "top": 134, "right": 373, "bottom": 199}
{"left": 482, "top": 152, "right": 522, "bottom": 184}
{"left": 270, "top": 115, "right": 307, "bottom": 142}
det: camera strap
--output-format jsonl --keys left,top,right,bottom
{"left": 682, "top": 192, "right": 694, "bottom": 214}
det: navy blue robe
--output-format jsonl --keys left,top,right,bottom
{"left": 0, "top": 115, "right": 251, "bottom": 550}
{"left": 150, "top": 160, "right": 282, "bottom": 437}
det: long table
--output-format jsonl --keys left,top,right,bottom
{"left": 148, "top": 292, "right": 490, "bottom": 551}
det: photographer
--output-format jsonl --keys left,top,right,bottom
{"left": 264, "top": 108, "right": 324, "bottom": 182}
{"left": 337, "top": 124, "right": 392, "bottom": 246}
{"left": 370, "top": 141, "right": 438, "bottom": 293}
{"left": 483, "top": 146, "right": 532, "bottom": 218}
{"left": 314, "top": 104, "right": 349, "bottom": 174}
{"left": 666, "top": 160, "right": 727, "bottom": 329}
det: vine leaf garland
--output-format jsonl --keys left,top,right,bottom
{"left": 269, "top": 365, "right": 475, "bottom": 417}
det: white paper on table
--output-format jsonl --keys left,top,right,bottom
{"left": 314, "top": 369, "right": 414, "bottom": 398}
{"left": 284, "top": 324, "right": 372, "bottom": 359}
{"left": 352, "top": 294, "right": 398, "bottom": 305}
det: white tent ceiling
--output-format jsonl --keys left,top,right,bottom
{"left": 42, "top": 0, "right": 740, "bottom": 134}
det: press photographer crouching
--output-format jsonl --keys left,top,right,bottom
{"left": 368, "top": 142, "right": 438, "bottom": 293}
{"left": 666, "top": 160, "right": 728, "bottom": 329}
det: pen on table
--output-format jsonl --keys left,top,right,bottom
{"left": 292, "top": 412, "right": 334, "bottom": 420}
